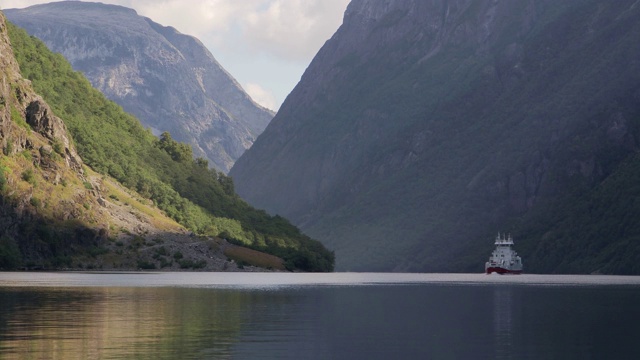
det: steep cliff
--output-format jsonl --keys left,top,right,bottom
{"left": 1, "top": 10, "right": 89, "bottom": 266}
{"left": 6, "top": 1, "right": 273, "bottom": 173}
{"left": 231, "top": 0, "right": 640, "bottom": 273}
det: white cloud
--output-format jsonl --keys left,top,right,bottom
{"left": 128, "top": 0, "right": 350, "bottom": 62}
{"left": 134, "top": 0, "right": 257, "bottom": 45}
{"left": 244, "top": 82, "right": 277, "bottom": 111}
{"left": 241, "top": 0, "right": 350, "bottom": 61}
{"left": 1, "top": 0, "right": 48, "bottom": 9}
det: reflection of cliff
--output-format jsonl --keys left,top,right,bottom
{"left": 0, "top": 287, "right": 258, "bottom": 358}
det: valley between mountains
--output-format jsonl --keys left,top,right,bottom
{"left": 3, "top": 0, "right": 640, "bottom": 275}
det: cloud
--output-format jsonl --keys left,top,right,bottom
{"left": 131, "top": 0, "right": 350, "bottom": 62}
{"left": 1, "top": 0, "right": 49, "bottom": 9}
{"left": 241, "top": 0, "right": 350, "bottom": 61}
{"left": 244, "top": 82, "right": 277, "bottom": 111}
{"left": 134, "top": 0, "right": 257, "bottom": 44}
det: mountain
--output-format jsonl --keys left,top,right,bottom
{"left": 230, "top": 0, "right": 640, "bottom": 273}
{"left": 1, "top": 10, "right": 189, "bottom": 270}
{"left": 0, "top": 11, "right": 333, "bottom": 272}
{"left": 5, "top": 1, "right": 274, "bottom": 173}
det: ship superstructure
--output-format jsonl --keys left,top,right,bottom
{"left": 485, "top": 233, "right": 523, "bottom": 274}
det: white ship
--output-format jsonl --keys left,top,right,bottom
{"left": 485, "top": 233, "right": 523, "bottom": 274}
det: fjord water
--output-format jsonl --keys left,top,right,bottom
{"left": 1, "top": 273, "right": 640, "bottom": 359}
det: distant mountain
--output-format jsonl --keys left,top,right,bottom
{"left": 5, "top": 1, "right": 274, "bottom": 173}
{"left": 230, "top": 0, "right": 640, "bottom": 273}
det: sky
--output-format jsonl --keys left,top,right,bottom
{"left": 1, "top": 0, "right": 351, "bottom": 111}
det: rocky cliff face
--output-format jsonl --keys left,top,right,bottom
{"left": 1, "top": 9, "right": 97, "bottom": 266}
{"left": 1, "top": 13, "right": 83, "bottom": 183}
{"left": 231, "top": 0, "right": 640, "bottom": 272}
{"left": 6, "top": 1, "right": 274, "bottom": 173}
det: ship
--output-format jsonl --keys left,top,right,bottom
{"left": 485, "top": 233, "right": 523, "bottom": 274}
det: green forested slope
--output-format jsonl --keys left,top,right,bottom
{"left": 7, "top": 23, "right": 333, "bottom": 272}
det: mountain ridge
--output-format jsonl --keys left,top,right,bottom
{"left": 5, "top": 1, "right": 273, "bottom": 173}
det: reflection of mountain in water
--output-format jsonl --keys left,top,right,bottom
{"left": 0, "top": 287, "right": 251, "bottom": 357}
{"left": 4, "top": 276, "right": 640, "bottom": 359}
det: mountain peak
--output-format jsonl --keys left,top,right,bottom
{"left": 6, "top": 2, "right": 273, "bottom": 173}
{"left": 12, "top": 1, "right": 139, "bottom": 16}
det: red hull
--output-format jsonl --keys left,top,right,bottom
{"left": 485, "top": 267, "right": 522, "bottom": 275}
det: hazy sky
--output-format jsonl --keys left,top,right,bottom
{"left": 1, "top": 0, "right": 351, "bottom": 111}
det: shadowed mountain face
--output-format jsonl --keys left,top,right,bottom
{"left": 231, "top": 0, "right": 640, "bottom": 273}
{"left": 6, "top": 1, "right": 274, "bottom": 173}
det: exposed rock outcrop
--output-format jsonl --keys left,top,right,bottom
{"left": 25, "top": 98, "right": 83, "bottom": 173}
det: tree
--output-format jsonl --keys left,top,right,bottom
{"left": 0, "top": 235, "right": 22, "bottom": 269}
{"left": 158, "top": 131, "right": 193, "bottom": 162}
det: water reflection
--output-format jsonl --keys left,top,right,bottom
{"left": 3, "top": 274, "right": 640, "bottom": 359}
{"left": 493, "top": 286, "right": 514, "bottom": 359}
{"left": 0, "top": 285, "right": 495, "bottom": 359}
{"left": 0, "top": 287, "right": 277, "bottom": 359}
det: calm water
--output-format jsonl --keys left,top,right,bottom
{"left": 1, "top": 273, "right": 640, "bottom": 359}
